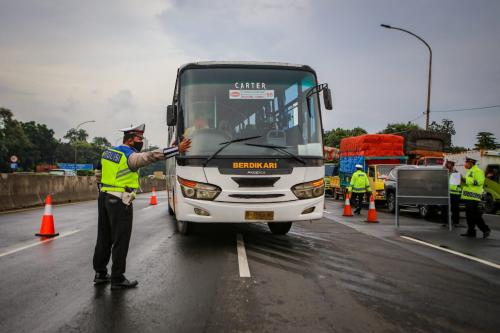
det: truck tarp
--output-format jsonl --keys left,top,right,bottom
{"left": 339, "top": 134, "right": 404, "bottom": 157}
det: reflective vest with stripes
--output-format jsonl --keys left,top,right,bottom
{"left": 100, "top": 148, "right": 139, "bottom": 192}
{"left": 460, "top": 165, "right": 484, "bottom": 201}
{"left": 349, "top": 170, "right": 371, "bottom": 193}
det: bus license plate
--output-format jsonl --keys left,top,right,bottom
{"left": 245, "top": 211, "right": 274, "bottom": 220}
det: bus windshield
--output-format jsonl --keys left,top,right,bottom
{"left": 179, "top": 67, "right": 323, "bottom": 158}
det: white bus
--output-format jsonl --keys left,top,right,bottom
{"left": 166, "top": 61, "right": 332, "bottom": 235}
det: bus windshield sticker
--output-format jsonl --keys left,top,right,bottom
{"left": 229, "top": 90, "right": 275, "bottom": 100}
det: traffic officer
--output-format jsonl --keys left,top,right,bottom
{"left": 460, "top": 156, "right": 491, "bottom": 238}
{"left": 93, "top": 124, "right": 191, "bottom": 289}
{"left": 348, "top": 164, "right": 372, "bottom": 215}
{"left": 444, "top": 160, "right": 461, "bottom": 226}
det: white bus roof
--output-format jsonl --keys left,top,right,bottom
{"left": 178, "top": 61, "right": 314, "bottom": 72}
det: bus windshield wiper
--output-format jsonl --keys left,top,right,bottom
{"left": 244, "top": 143, "right": 306, "bottom": 165}
{"left": 203, "top": 135, "right": 262, "bottom": 167}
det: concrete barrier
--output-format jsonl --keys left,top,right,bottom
{"left": 0, "top": 173, "right": 166, "bottom": 211}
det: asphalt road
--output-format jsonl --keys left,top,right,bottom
{"left": 1, "top": 192, "right": 499, "bottom": 333}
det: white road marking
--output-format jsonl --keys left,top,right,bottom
{"left": 0, "top": 229, "right": 81, "bottom": 258}
{"left": 142, "top": 206, "right": 154, "bottom": 210}
{"left": 236, "top": 233, "right": 251, "bottom": 278}
{"left": 400, "top": 236, "right": 500, "bottom": 270}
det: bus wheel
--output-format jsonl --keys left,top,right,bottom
{"left": 268, "top": 222, "right": 292, "bottom": 235}
{"left": 177, "top": 220, "right": 190, "bottom": 235}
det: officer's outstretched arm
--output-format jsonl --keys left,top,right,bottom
{"left": 127, "top": 138, "right": 191, "bottom": 171}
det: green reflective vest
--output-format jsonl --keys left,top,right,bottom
{"left": 461, "top": 165, "right": 484, "bottom": 201}
{"left": 449, "top": 173, "right": 462, "bottom": 196}
{"left": 100, "top": 148, "right": 139, "bottom": 192}
{"left": 349, "top": 170, "right": 371, "bottom": 193}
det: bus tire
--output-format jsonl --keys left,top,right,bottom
{"left": 387, "top": 192, "right": 396, "bottom": 213}
{"left": 177, "top": 220, "right": 190, "bottom": 235}
{"left": 268, "top": 222, "right": 292, "bottom": 235}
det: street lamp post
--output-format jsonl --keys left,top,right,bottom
{"left": 74, "top": 120, "right": 96, "bottom": 172}
{"left": 381, "top": 24, "right": 432, "bottom": 130}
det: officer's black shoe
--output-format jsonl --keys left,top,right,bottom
{"left": 460, "top": 232, "right": 476, "bottom": 238}
{"left": 111, "top": 278, "right": 138, "bottom": 290}
{"left": 93, "top": 273, "right": 111, "bottom": 285}
{"left": 483, "top": 230, "right": 491, "bottom": 239}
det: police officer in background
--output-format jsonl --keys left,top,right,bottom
{"left": 460, "top": 156, "right": 491, "bottom": 238}
{"left": 93, "top": 124, "right": 191, "bottom": 289}
{"left": 348, "top": 164, "right": 372, "bottom": 215}
{"left": 443, "top": 160, "right": 461, "bottom": 226}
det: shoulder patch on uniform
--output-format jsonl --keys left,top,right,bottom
{"left": 102, "top": 150, "right": 122, "bottom": 163}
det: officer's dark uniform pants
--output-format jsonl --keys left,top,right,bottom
{"left": 464, "top": 200, "right": 490, "bottom": 235}
{"left": 450, "top": 194, "right": 461, "bottom": 225}
{"left": 93, "top": 192, "right": 133, "bottom": 282}
{"left": 351, "top": 192, "right": 365, "bottom": 214}
{"left": 442, "top": 194, "right": 461, "bottom": 225}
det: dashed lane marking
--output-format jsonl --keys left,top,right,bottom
{"left": 0, "top": 229, "right": 81, "bottom": 258}
{"left": 400, "top": 236, "right": 500, "bottom": 270}
{"left": 237, "top": 233, "right": 251, "bottom": 278}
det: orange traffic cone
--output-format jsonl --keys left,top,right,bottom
{"left": 342, "top": 193, "right": 353, "bottom": 217}
{"left": 36, "top": 195, "right": 59, "bottom": 237}
{"left": 149, "top": 187, "right": 158, "bottom": 205}
{"left": 365, "top": 195, "right": 379, "bottom": 223}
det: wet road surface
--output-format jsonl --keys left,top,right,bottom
{"left": 1, "top": 192, "right": 499, "bottom": 332}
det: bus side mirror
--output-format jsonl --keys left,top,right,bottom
{"left": 323, "top": 88, "right": 333, "bottom": 110}
{"left": 166, "top": 105, "right": 177, "bottom": 126}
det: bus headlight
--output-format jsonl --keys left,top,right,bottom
{"left": 291, "top": 179, "right": 324, "bottom": 200}
{"left": 178, "top": 177, "right": 221, "bottom": 201}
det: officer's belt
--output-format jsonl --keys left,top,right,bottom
{"left": 101, "top": 183, "right": 136, "bottom": 193}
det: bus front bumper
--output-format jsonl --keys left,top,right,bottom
{"left": 176, "top": 197, "right": 324, "bottom": 223}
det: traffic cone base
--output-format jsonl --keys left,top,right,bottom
{"left": 343, "top": 193, "right": 353, "bottom": 217}
{"left": 36, "top": 195, "right": 59, "bottom": 237}
{"left": 150, "top": 186, "right": 158, "bottom": 205}
{"left": 365, "top": 196, "right": 379, "bottom": 223}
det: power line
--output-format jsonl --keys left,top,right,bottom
{"left": 433, "top": 105, "right": 500, "bottom": 113}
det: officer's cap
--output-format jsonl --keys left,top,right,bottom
{"left": 119, "top": 124, "right": 145, "bottom": 136}
{"left": 465, "top": 156, "right": 477, "bottom": 163}
{"left": 355, "top": 164, "right": 363, "bottom": 169}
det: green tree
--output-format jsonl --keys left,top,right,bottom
{"left": 21, "top": 121, "right": 59, "bottom": 169}
{"left": 379, "top": 122, "right": 421, "bottom": 134}
{"left": 92, "top": 136, "right": 111, "bottom": 148}
{"left": 429, "top": 118, "right": 455, "bottom": 147}
{"left": 0, "top": 108, "right": 32, "bottom": 171}
{"left": 475, "top": 132, "right": 498, "bottom": 150}
{"left": 323, "top": 127, "right": 367, "bottom": 147}
{"left": 64, "top": 128, "right": 89, "bottom": 143}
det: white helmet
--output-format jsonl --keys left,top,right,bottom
{"left": 355, "top": 164, "right": 363, "bottom": 169}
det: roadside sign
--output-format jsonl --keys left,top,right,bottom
{"left": 57, "top": 163, "right": 93, "bottom": 171}
{"left": 396, "top": 168, "right": 450, "bottom": 229}
{"left": 10, "top": 155, "right": 18, "bottom": 163}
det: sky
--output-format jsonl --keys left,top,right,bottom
{"left": 1, "top": 0, "right": 499, "bottom": 148}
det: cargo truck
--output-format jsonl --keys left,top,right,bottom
{"left": 336, "top": 134, "right": 407, "bottom": 202}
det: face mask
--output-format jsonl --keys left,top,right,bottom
{"left": 132, "top": 141, "right": 143, "bottom": 152}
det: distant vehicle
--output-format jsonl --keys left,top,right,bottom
{"left": 49, "top": 169, "right": 77, "bottom": 176}
{"left": 401, "top": 130, "right": 450, "bottom": 165}
{"left": 337, "top": 134, "right": 407, "bottom": 202}
{"left": 324, "top": 163, "right": 339, "bottom": 195}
